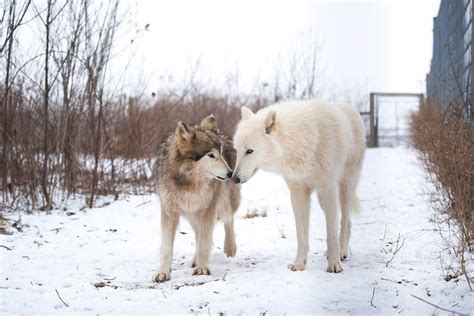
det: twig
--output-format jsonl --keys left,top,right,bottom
{"left": 370, "top": 287, "right": 376, "bottom": 308}
{"left": 439, "top": 254, "right": 445, "bottom": 280}
{"left": 0, "top": 245, "right": 12, "bottom": 250}
{"left": 460, "top": 249, "right": 472, "bottom": 292}
{"left": 135, "top": 200, "right": 151, "bottom": 208}
{"left": 380, "top": 277, "right": 402, "bottom": 284}
{"left": 386, "top": 233, "right": 405, "bottom": 267}
{"left": 55, "top": 289, "right": 69, "bottom": 307}
{"left": 410, "top": 294, "right": 467, "bottom": 316}
{"left": 174, "top": 278, "right": 221, "bottom": 290}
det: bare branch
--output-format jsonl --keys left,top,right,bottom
{"left": 410, "top": 294, "right": 467, "bottom": 316}
{"left": 0, "top": 0, "right": 32, "bottom": 54}
{"left": 54, "top": 289, "right": 69, "bottom": 307}
{"left": 385, "top": 233, "right": 405, "bottom": 267}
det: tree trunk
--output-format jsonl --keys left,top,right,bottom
{"left": 41, "top": 0, "right": 52, "bottom": 211}
{"left": 2, "top": 1, "right": 15, "bottom": 199}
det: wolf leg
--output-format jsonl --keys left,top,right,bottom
{"left": 153, "top": 210, "right": 179, "bottom": 282}
{"left": 339, "top": 180, "right": 351, "bottom": 261}
{"left": 187, "top": 216, "right": 199, "bottom": 267}
{"left": 224, "top": 218, "right": 237, "bottom": 257}
{"left": 317, "top": 184, "right": 343, "bottom": 273}
{"left": 193, "top": 211, "right": 216, "bottom": 275}
{"left": 287, "top": 181, "right": 311, "bottom": 271}
{"left": 340, "top": 144, "right": 364, "bottom": 260}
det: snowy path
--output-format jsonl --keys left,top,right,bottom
{"left": 1, "top": 148, "right": 473, "bottom": 314}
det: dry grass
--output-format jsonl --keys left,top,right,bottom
{"left": 410, "top": 102, "right": 473, "bottom": 290}
{"left": 276, "top": 224, "right": 286, "bottom": 239}
{"left": 243, "top": 207, "right": 268, "bottom": 219}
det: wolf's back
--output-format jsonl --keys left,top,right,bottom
{"left": 153, "top": 134, "right": 175, "bottom": 186}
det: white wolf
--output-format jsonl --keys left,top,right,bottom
{"left": 231, "top": 99, "right": 365, "bottom": 273}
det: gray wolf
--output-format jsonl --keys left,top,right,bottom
{"left": 153, "top": 115, "right": 241, "bottom": 282}
{"left": 231, "top": 100, "right": 365, "bottom": 273}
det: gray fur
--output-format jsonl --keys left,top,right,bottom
{"left": 152, "top": 115, "right": 241, "bottom": 282}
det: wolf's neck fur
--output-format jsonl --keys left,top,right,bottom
{"left": 267, "top": 127, "right": 320, "bottom": 180}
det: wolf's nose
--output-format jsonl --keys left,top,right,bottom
{"left": 231, "top": 175, "right": 241, "bottom": 184}
{"left": 226, "top": 171, "right": 233, "bottom": 179}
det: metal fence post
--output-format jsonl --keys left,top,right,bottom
{"left": 369, "top": 93, "right": 376, "bottom": 148}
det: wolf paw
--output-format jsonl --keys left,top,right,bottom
{"left": 224, "top": 242, "right": 237, "bottom": 257}
{"left": 340, "top": 244, "right": 349, "bottom": 261}
{"left": 326, "top": 262, "right": 343, "bottom": 273}
{"left": 287, "top": 263, "right": 306, "bottom": 271}
{"left": 193, "top": 266, "right": 211, "bottom": 276}
{"left": 152, "top": 272, "right": 171, "bottom": 282}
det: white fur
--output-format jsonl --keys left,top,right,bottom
{"left": 232, "top": 99, "right": 365, "bottom": 272}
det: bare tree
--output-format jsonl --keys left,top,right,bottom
{"left": 1, "top": 0, "right": 31, "bottom": 200}
{"left": 40, "top": 0, "right": 53, "bottom": 210}
{"left": 82, "top": 0, "right": 119, "bottom": 208}
{"left": 264, "top": 30, "right": 323, "bottom": 102}
{"left": 53, "top": 1, "right": 85, "bottom": 196}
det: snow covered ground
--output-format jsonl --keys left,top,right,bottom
{"left": 1, "top": 148, "right": 473, "bottom": 315}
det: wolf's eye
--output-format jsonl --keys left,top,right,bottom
{"left": 208, "top": 153, "right": 215, "bottom": 159}
{"left": 245, "top": 149, "right": 254, "bottom": 155}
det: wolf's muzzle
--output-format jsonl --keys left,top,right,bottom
{"left": 230, "top": 175, "right": 241, "bottom": 184}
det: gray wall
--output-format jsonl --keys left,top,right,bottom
{"left": 427, "top": 0, "right": 473, "bottom": 119}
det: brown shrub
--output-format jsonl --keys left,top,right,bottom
{"left": 411, "top": 102, "right": 473, "bottom": 288}
{"left": 103, "top": 92, "right": 266, "bottom": 160}
{"left": 0, "top": 85, "right": 270, "bottom": 211}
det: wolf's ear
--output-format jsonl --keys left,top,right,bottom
{"left": 241, "top": 106, "right": 254, "bottom": 120}
{"left": 200, "top": 114, "right": 218, "bottom": 132}
{"left": 176, "top": 121, "right": 194, "bottom": 141}
{"left": 264, "top": 110, "right": 276, "bottom": 134}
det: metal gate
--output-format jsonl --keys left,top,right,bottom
{"left": 367, "top": 92, "right": 424, "bottom": 148}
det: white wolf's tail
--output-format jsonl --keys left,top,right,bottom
{"left": 351, "top": 195, "right": 361, "bottom": 215}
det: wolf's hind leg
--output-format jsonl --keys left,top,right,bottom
{"left": 224, "top": 218, "right": 237, "bottom": 257}
{"left": 339, "top": 180, "right": 351, "bottom": 261}
{"left": 318, "top": 184, "right": 343, "bottom": 273}
{"left": 153, "top": 210, "right": 179, "bottom": 282}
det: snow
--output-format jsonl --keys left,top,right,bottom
{"left": 1, "top": 148, "right": 473, "bottom": 315}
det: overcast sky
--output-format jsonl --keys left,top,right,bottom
{"left": 120, "top": 0, "right": 441, "bottom": 97}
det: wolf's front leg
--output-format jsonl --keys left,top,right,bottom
{"left": 287, "top": 182, "right": 311, "bottom": 271}
{"left": 187, "top": 218, "right": 199, "bottom": 268}
{"left": 153, "top": 210, "right": 179, "bottom": 282}
{"left": 192, "top": 211, "right": 216, "bottom": 275}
